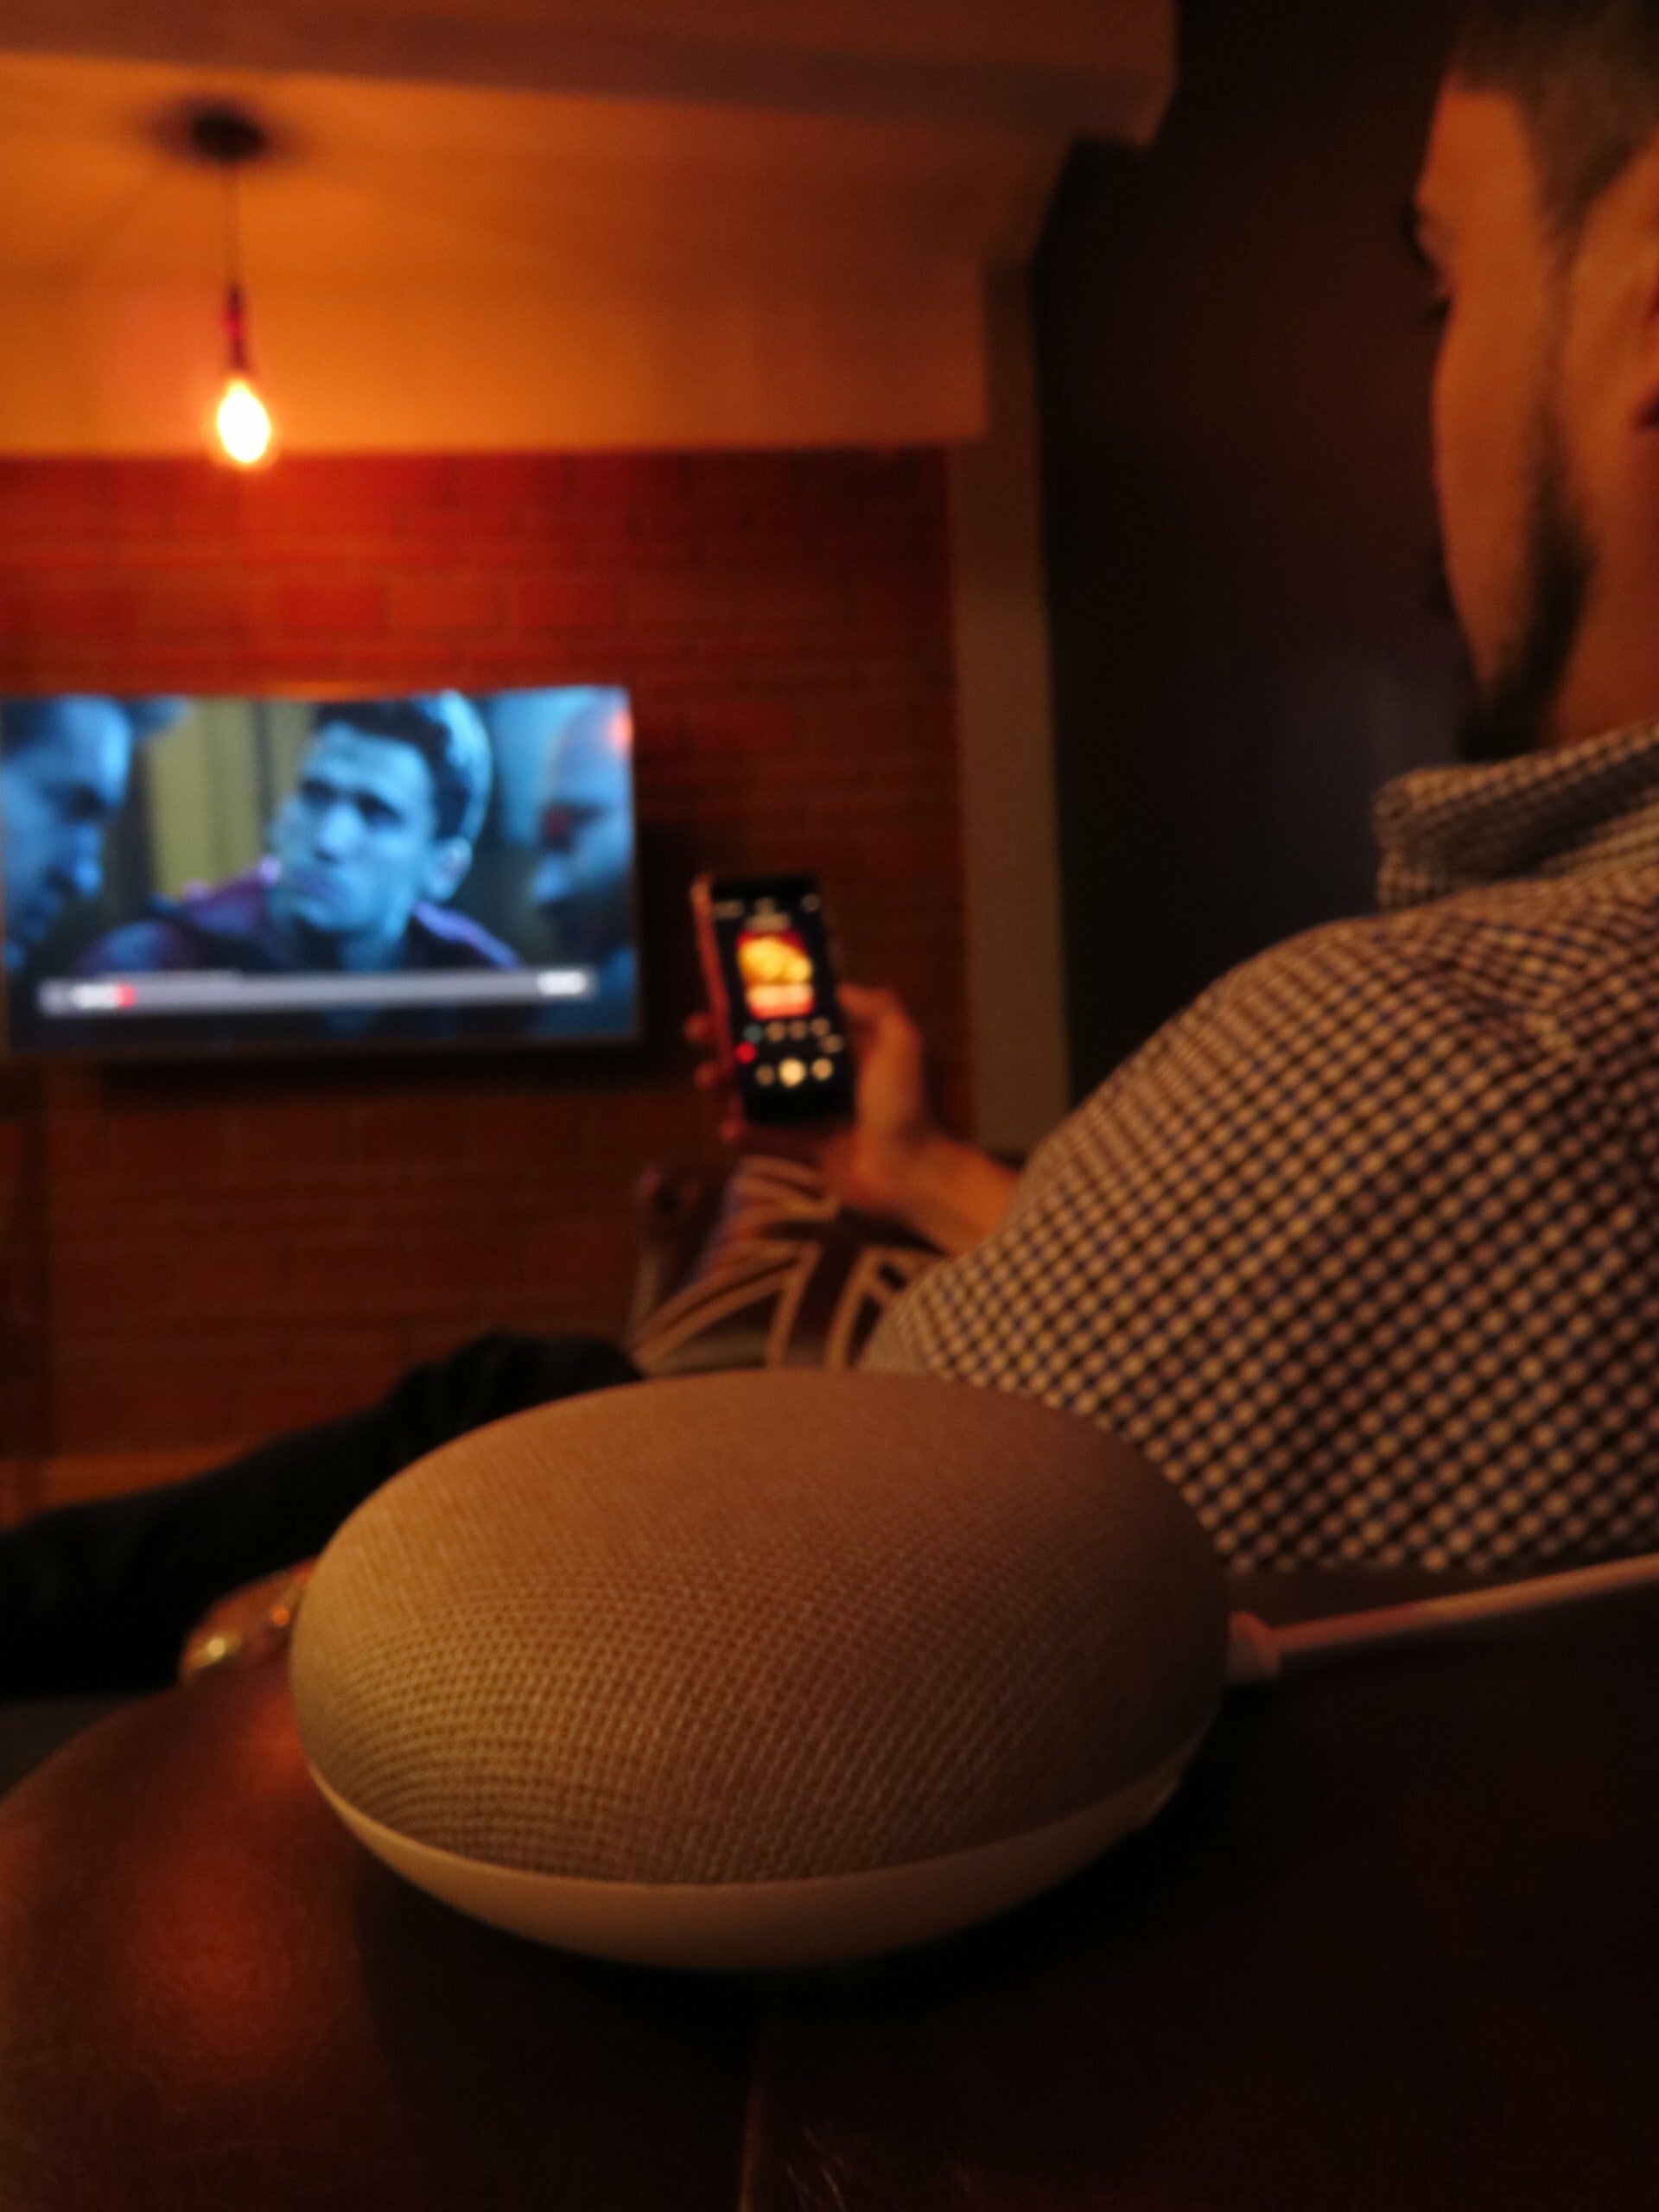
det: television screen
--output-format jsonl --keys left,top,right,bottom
{"left": 0, "top": 688, "right": 640, "bottom": 1057}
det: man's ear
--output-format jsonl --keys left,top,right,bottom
{"left": 1630, "top": 142, "right": 1659, "bottom": 428}
{"left": 420, "top": 838, "right": 473, "bottom": 905}
{"left": 1636, "top": 234, "right": 1659, "bottom": 426}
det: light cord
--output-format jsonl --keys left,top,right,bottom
{"left": 1225, "top": 1548, "right": 1659, "bottom": 1687}
{"left": 220, "top": 164, "right": 245, "bottom": 293}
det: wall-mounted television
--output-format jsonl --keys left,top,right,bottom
{"left": 0, "top": 688, "right": 639, "bottom": 1058}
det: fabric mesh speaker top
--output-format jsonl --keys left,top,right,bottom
{"left": 292, "top": 1371, "right": 1226, "bottom": 1891}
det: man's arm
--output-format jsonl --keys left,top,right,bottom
{"left": 867, "top": 1128, "right": 1020, "bottom": 1257}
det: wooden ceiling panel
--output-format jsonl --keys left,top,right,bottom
{"left": 0, "top": 55, "right": 1065, "bottom": 286}
{"left": 0, "top": 5, "right": 1172, "bottom": 452}
{"left": 0, "top": 0, "right": 1173, "bottom": 135}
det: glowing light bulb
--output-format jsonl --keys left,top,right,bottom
{"left": 214, "top": 374, "right": 274, "bottom": 467}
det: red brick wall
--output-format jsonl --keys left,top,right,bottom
{"left": 0, "top": 453, "right": 965, "bottom": 1459}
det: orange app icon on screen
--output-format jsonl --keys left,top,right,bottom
{"left": 737, "top": 925, "right": 815, "bottom": 1019}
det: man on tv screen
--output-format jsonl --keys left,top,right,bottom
{"left": 75, "top": 695, "right": 516, "bottom": 978}
{"left": 531, "top": 692, "right": 637, "bottom": 1033}
{"left": 0, "top": 695, "right": 181, "bottom": 976}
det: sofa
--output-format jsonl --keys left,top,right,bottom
{"left": 3, "top": 1155, "right": 1657, "bottom": 2208}
{"left": 0, "top": 1153, "right": 942, "bottom": 1793}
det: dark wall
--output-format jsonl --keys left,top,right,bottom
{"left": 1034, "top": 0, "right": 1464, "bottom": 1094}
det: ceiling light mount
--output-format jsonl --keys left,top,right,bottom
{"left": 184, "top": 102, "right": 272, "bottom": 170}
{"left": 172, "top": 99, "right": 279, "bottom": 467}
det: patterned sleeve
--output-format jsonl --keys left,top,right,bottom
{"left": 862, "top": 910, "right": 1659, "bottom": 1569}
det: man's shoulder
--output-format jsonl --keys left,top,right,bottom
{"left": 75, "top": 871, "right": 275, "bottom": 974}
{"left": 73, "top": 916, "right": 202, "bottom": 975}
{"left": 1032, "top": 870, "right": 1659, "bottom": 1197}
{"left": 163, "top": 868, "right": 275, "bottom": 940}
{"left": 405, "top": 903, "right": 521, "bottom": 970}
{"left": 1215, "top": 865, "right": 1659, "bottom": 1026}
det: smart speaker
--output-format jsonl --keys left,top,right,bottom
{"left": 291, "top": 1370, "right": 1230, "bottom": 1971}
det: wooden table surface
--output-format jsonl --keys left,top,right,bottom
{"left": 0, "top": 1573, "right": 1655, "bottom": 2211}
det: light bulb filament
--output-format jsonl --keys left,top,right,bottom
{"left": 216, "top": 374, "right": 273, "bottom": 467}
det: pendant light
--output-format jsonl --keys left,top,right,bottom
{"left": 188, "top": 104, "right": 277, "bottom": 468}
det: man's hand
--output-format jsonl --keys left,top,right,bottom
{"left": 686, "top": 982, "right": 1018, "bottom": 1255}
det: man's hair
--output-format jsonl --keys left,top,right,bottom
{"left": 310, "top": 694, "right": 493, "bottom": 844}
{"left": 1454, "top": 1, "right": 1659, "bottom": 240}
{"left": 0, "top": 695, "right": 184, "bottom": 760}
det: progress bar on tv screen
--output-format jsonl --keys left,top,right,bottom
{"left": 39, "top": 969, "right": 599, "bottom": 1018}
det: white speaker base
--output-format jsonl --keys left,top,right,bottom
{"left": 309, "top": 1730, "right": 1205, "bottom": 1973}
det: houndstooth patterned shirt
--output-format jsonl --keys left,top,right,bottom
{"left": 867, "top": 721, "right": 1659, "bottom": 1570}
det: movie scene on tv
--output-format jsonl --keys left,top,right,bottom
{"left": 0, "top": 688, "right": 639, "bottom": 1055}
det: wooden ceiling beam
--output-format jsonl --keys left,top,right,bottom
{"left": 0, "top": 0, "right": 1173, "bottom": 142}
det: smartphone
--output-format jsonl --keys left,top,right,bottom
{"left": 690, "top": 872, "right": 855, "bottom": 1125}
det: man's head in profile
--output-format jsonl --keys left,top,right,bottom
{"left": 531, "top": 695, "right": 635, "bottom": 963}
{"left": 0, "top": 695, "right": 181, "bottom": 974}
{"left": 267, "top": 695, "right": 493, "bottom": 970}
{"left": 1421, "top": 1, "right": 1659, "bottom": 761}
